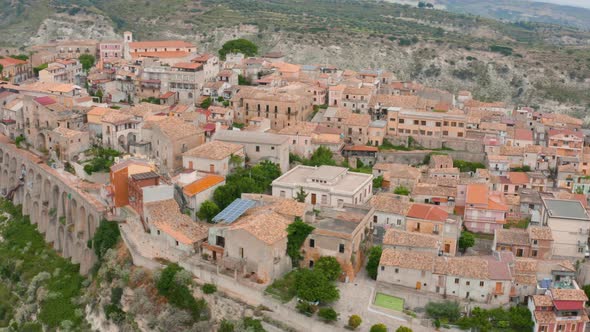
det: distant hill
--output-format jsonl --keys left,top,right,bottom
{"left": 0, "top": 0, "right": 589, "bottom": 114}
{"left": 384, "top": 0, "right": 590, "bottom": 30}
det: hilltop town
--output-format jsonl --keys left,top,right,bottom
{"left": 0, "top": 32, "right": 589, "bottom": 332}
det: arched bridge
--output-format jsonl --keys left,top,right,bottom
{"left": 0, "top": 134, "right": 107, "bottom": 274}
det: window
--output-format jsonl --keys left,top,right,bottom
{"left": 175, "top": 241, "right": 179, "bottom": 246}
{"left": 255, "top": 146, "right": 260, "bottom": 152}
{"left": 436, "top": 122, "right": 441, "bottom": 127}
{"left": 532, "top": 250, "right": 538, "bottom": 257}
{"left": 539, "top": 326, "right": 547, "bottom": 332}
{"left": 339, "top": 244, "right": 345, "bottom": 253}
{"left": 309, "top": 239, "right": 315, "bottom": 248}
{"left": 466, "top": 281, "right": 470, "bottom": 286}
{"left": 395, "top": 268, "right": 399, "bottom": 273}
{"left": 454, "top": 278, "right": 459, "bottom": 284}
{"left": 309, "top": 260, "right": 314, "bottom": 268}
{"left": 373, "top": 215, "right": 378, "bottom": 223}
{"left": 532, "top": 239, "right": 538, "bottom": 245}
{"left": 271, "top": 146, "right": 275, "bottom": 150}
{"left": 421, "top": 121, "right": 426, "bottom": 126}
{"left": 239, "top": 247, "right": 244, "bottom": 258}
{"left": 480, "top": 281, "right": 484, "bottom": 287}
{"left": 157, "top": 230, "right": 161, "bottom": 235}
{"left": 414, "top": 120, "right": 419, "bottom": 125}
{"left": 557, "top": 324, "right": 564, "bottom": 332}
{"left": 280, "top": 190, "right": 286, "bottom": 198}
{"left": 399, "top": 119, "right": 404, "bottom": 124}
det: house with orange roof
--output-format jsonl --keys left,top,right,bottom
{"left": 145, "top": 198, "right": 210, "bottom": 254}
{"left": 182, "top": 140, "right": 244, "bottom": 176}
{"left": 0, "top": 57, "right": 32, "bottom": 83}
{"left": 405, "top": 203, "right": 461, "bottom": 255}
{"left": 208, "top": 204, "right": 294, "bottom": 283}
{"left": 462, "top": 183, "right": 508, "bottom": 234}
{"left": 494, "top": 171, "right": 530, "bottom": 196}
{"left": 548, "top": 129, "right": 584, "bottom": 157}
{"left": 528, "top": 282, "right": 589, "bottom": 332}
{"left": 507, "top": 128, "right": 534, "bottom": 147}
{"left": 182, "top": 174, "right": 225, "bottom": 221}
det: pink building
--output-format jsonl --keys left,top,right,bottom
{"left": 462, "top": 183, "right": 508, "bottom": 234}
{"left": 99, "top": 41, "right": 123, "bottom": 59}
{"left": 529, "top": 287, "right": 588, "bottom": 332}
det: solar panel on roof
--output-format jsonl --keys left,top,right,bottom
{"left": 212, "top": 199, "right": 256, "bottom": 224}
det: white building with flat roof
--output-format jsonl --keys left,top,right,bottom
{"left": 271, "top": 165, "right": 373, "bottom": 207}
{"left": 541, "top": 198, "right": 590, "bottom": 259}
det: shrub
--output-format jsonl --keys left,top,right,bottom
{"left": 157, "top": 264, "right": 208, "bottom": 320}
{"left": 104, "top": 303, "right": 125, "bottom": 323}
{"left": 296, "top": 301, "right": 317, "bottom": 315}
{"left": 286, "top": 218, "right": 315, "bottom": 266}
{"left": 348, "top": 314, "right": 362, "bottom": 329}
{"left": 318, "top": 307, "right": 338, "bottom": 322}
{"left": 111, "top": 287, "right": 123, "bottom": 305}
{"left": 393, "top": 186, "right": 410, "bottom": 195}
{"left": 294, "top": 268, "right": 339, "bottom": 303}
{"left": 202, "top": 283, "right": 217, "bottom": 294}
{"left": 370, "top": 323, "right": 388, "bottom": 332}
{"left": 314, "top": 256, "right": 342, "bottom": 282}
{"left": 426, "top": 301, "right": 460, "bottom": 322}
{"left": 366, "top": 246, "right": 383, "bottom": 280}
{"left": 218, "top": 319, "right": 235, "bottom": 332}
{"left": 92, "top": 220, "right": 120, "bottom": 260}
{"left": 396, "top": 327, "right": 412, "bottom": 332}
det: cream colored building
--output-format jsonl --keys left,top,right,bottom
{"left": 272, "top": 165, "right": 373, "bottom": 207}
{"left": 182, "top": 140, "right": 244, "bottom": 176}
{"left": 541, "top": 198, "right": 590, "bottom": 259}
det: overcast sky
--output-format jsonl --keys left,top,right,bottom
{"left": 533, "top": 0, "right": 590, "bottom": 8}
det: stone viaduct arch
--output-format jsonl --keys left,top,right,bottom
{"left": 0, "top": 137, "right": 106, "bottom": 274}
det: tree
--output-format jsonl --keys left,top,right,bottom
{"left": 583, "top": 284, "right": 590, "bottom": 305}
{"left": 286, "top": 218, "right": 315, "bottom": 266}
{"left": 0, "top": 64, "right": 3, "bottom": 76}
{"left": 306, "top": 146, "right": 336, "bottom": 166}
{"left": 393, "top": 186, "right": 410, "bottom": 196}
{"left": 33, "top": 63, "right": 48, "bottom": 76}
{"left": 425, "top": 301, "right": 461, "bottom": 322}
{"left": 458, "top": 231, "right": 475, "bottom": 253}
{"left": 396, "top": 327, "right": 412, "bottom": 332}
{"left": 218, "top": 39, "right": 258, "bottom": 60}
{"left": 79, "top": 54, "right": 95, "bottom": 71}
{"left": 197, "top": 200, "right": 220, "bottom": 223}
{"left": 294, "top": 269, "right": 340, "bottom": 303}
{"left": 95, "top": 89, "right": 103, "bottom": 102}
{"left": 218, "top": 320, "right": 235, "bottom": 332}
{"left": 318, "top": 307, "right": 338, "bottom": 322}
{"left": 348, "top": 315, "right": 362, "bottom": 329}
{"left": 295, "top": 187, "right": 308, "bottom": 203}
{"left": 238, "top": 74, "right": 251, "bottom": 86}
{"left": 91, "top": 220, "right": 120, "bottom": 260}
{"left": 157, "top": 264, "right": 208, "bottom": 320}
{"left": 373, "top": 175, "right": 383, "bottom": 189}
{"left": 9, "top": 54, "right": 28, "bottom": 61}
{"left": 370, "top": 324, "right": 388, "bottom": 332}
{"left": 366, "top": 246, "right": 383, "bottom": 280}
{"left": 200, "top": 97, "right": 212, "bottom": 109}
{"left": 315, "top": 256, "right": 342, "bottom": 281}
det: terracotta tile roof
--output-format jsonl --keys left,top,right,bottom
{"left": 383, "top": 229, "right": 439, "bottom": 248}
{"left": 466, "top": 183, "right": 488, "bottom": 205}
{"left": 508, "top": 172, "right": 529, "bottom": 185}
{"left": 147, "top": 117, "right": 203, "bottom": 141}
{"left": 160, "top": 91, "right": 175, "bottom": 99}
{"left": 513, "top": 128, "right": 533, "bottom": 141}
{"left": 500, "top": 146, "right": 524, "bottom": 156}
{"left": 344, "top": 113, "right": 370, "bottom": 126}
{"left": 514, "top": 273, "right": 537, "bottom": 285}
{"left": 129, "top": 40, "right": 195, "bottom": 49}
{"left": 434, "top": 256, "right": 489, "bottom": 279}
{"left": 528, "top": 226, "right": 553, "bottom": 241}
{"left": 551, "top": 289, "right": 588, "bottom": 302}
{"left": 88, "top": 106, "right": 113, "bottom": 117}
{"left": 34, "top": 96, "right": 56, "bottom": 106}
{"left": 0, "top": 57, "right": 27, "bottom": 66}
{"left": 183, "top": 140, "right": 243, "bottom": 160}
{"left": 173, "top": 62, "right": 203, "bottom": 70}
{"left": 480, "top": 122, "right": 507, "bottom": 132}
{"left": 430, "top": 154, "right": 453, "bottom": 167}
{"left": 532, "top": 295, "right": 554, "bottom": 307}
{"left": 407, "top": 203, "right": 449, "bottom": 222}
{"left": 230, "top": 211, "right": 291, "bottom": 245}
{"left": 514, "top": 258, "right": 538, "bottom": 273}
{"left": 101, "top": 110, "right": 134, "bottom": 125}
{"left": 412, "top": 183, "right": 456, "bottom": 198}
{"left": 379, "top": 248, "right": 436, "bottom": 270}
{"left": 369, "top": 193, "right": 410, "bottom": 215}
{"left": 242, "top": 195, "right": 307, "bottom": 219}
{"left": 277, "top": 122, "right": 318, "bottom": 136}
{"left": 146, "top": 199, "right": 209, "bottom": 245}
{"left": 130, "top": 51, "right": 190, "bottom": 59}
{"left": 495, "top": 228, "right": 529, "bottom": 246}
{"left": 182, "top": 175, "right": 225, "bottom": 197}
{"left": 548, "top": 128, "right": 584, "bottom": 139}
{"left": 533, "top": 311, "right": 556, "bottom": 324}
{"left": 53, "top": 126, "right": 84, "bottom": 138}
